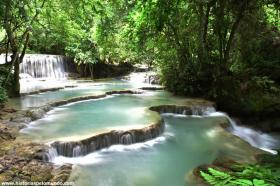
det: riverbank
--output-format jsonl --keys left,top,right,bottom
{"left": 0, "top": 106, "right": 72, "bottom": 182}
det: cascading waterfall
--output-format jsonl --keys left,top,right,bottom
{"left": 0, "top": 54, "right": 71, "bottom": 79}
{"left": 42, "top": 102, "right": 279, "bottom": 164}
{"left": 150, "top": 105, "right": 279, "bottom": 154}
{"left": 149, "top": 105, "right": 216, "bottom": 116}
{"left": 43, "top": 147, "right": 58, "bottom": 162}
{"left": 20, "top": 54, "right": 69, "bottom": 79}
{"left": 120, "top": 132, "right": 134, "bottom": 144}
{"left": 190, "top": 105, "right": 216, "bottom": 116}
{"left": 44, "top": 105, "right": 217, "bottom": 161}
{"left": 18, "top": 54, "right": 74, "bottom": 94}
{"left": 207, "top": 112, "right": 279, "bottom": 155}
{"left": 44, "top": 122, "right": 164, "bottom": 160}
{"left": 125, "top": 71, "right": 160, "bottom": 86}
{"left": 1, "top": 53, "right": 75, "bottom": 94}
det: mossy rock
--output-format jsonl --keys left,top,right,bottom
{"left": 31, "top": 172, "right": 52, "bottom": 182}
{"left": 0, "top": 172, "right": 13, "bottom": 182}
{"left": 256, "top": 150, "right": 280, "bottom": 166}
{"left": 51, "top": 164, "right": 72, "bottom": 182}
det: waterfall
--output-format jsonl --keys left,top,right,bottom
{"left": 0, "top": 54, "right": 71, "bottom": 79}
{"left": 43, "top": 147, "right": 58, "bottom": 162}
{"left": 73, "top": 146, "right": 83, "bottom": 157}
{"left": 125, "top": 71, "right": 160, "bottom": 86}
{"left": 150, "top": 104, "right": 279, "bottom": 155}
{"left": 20, "top": 54, "right": 70, "bottom": 79}
{"left": 149, "top": 105, "right": 216, "bottom": 116}
{"left": 208, "top": 112, "right": 279, "bottom": 155}
{"left": 120, "top": 132, "right": 134, "bottom": 145}
{"left": 48, "top": 122, "right": 164, "bottom": 158}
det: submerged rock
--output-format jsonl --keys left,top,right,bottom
{"left": 50, "top": 164, "right": 72, "bottom": 182}
{"left": 0, "top": 123, "right": 19, "bottom": 143}
{"left": 26, "top": 106, "right": 51, "bottom": 121}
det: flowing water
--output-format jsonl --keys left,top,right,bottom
{"left": 19, "top": 90, "right": 280, "bottom": 186}
{"left": 53, "top": 116, "right": 264, "bottom": 186}
{"left": 16, "top": 69, "right": 280, "bottom": 186}
{"left": 1, "top": 54, "right": 75, "bottom": 94}
{"left": 20, "top": 54, "right": 70, "bottom": 79}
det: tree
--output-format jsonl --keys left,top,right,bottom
{"left": 1, "top": 0, "right": 46, "bottom": 97}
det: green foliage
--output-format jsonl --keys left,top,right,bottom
{"left": 200, "top": 165, "right": 280, "bottom": 186}
{"left": 0, "top": 86, "right": 7, "bottom": 104}
{"left": 0, "top": 66, "right": 11, "bottom": 104}
{"left": 200, "top": 168, "right": 232, "bottom": 186}
{"left": 1, "top": 0, "right": 279, "bottom": 112}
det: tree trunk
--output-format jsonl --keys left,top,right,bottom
{"left": 13, "top": 57, "right": 20, "bottom": 97}
{"left": 224, "top": 0, "right": 249, "bottom": 64}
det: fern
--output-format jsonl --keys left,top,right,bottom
{"left": 253, "top": 179, "right": 273, "bottom": 186}
{"left": 200, "top": 167, "right": 277, "bottom": 186}
{"left": 200, "top": 171, "right": 220, "bottom": 185}
{"left": 229, "top": 179, "right": 253, "bottom": 185}
{"left": 208, "top": 168, "right": 231, "bottom": 179}
{"left": 200, "top": 168, "right": 234, "bottom": 186}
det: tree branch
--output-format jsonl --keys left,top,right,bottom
{"left": 224, "top": 0, "right": 250, "bottom": 63}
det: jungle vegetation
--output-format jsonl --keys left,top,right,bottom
{"left": 0, "top": 0, "right": 279, "bottom": 116}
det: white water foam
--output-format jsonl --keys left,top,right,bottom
{"left": 50, "top": 132, "right": 174, "bottom": 165}
{"left": 63, "top": 95, "right": 114, "bottom": 107}
{"left": 162, "top": 110, "right": 279, "bottom": 155}
{"left": 207, "top": 112, "right": 279, "bottom": 155}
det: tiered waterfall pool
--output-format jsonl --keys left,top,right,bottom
{"left": 15, "top": 77, "right": 279, "bottom": 186}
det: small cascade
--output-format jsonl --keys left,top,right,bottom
{"left": 120, "top": 132, "right": 134, "bottom": 145}
{"left": 150, "top": 104, "right": 279, "bottom": 154}
{"left": 49, "top": 122, "right": 164, "bottom": 157}
{"left": 208, "top": 112, "right": 279, "bottom": 154}
{"left": 125, "top": 71, "right": 159, "bottom": 86}
{"left": 190, "top": 105, "right": 216, "bottom": 115}
{"left": 20, "top": 54, "right": 70, "bottom": 79}
{"left": 126, "top": 72, "right": 147, "bottom": 86}
{"left": 149, "top": 105, "right": 216, "bottom": 116}
{"left": 73, "top": 146, "right": 83, "bottom": 157}
{"left": 144, "top": 73, "right": 160, "bottom": 85}
{"left": 43, "top": 147, "right": 58, "bottom": 162}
